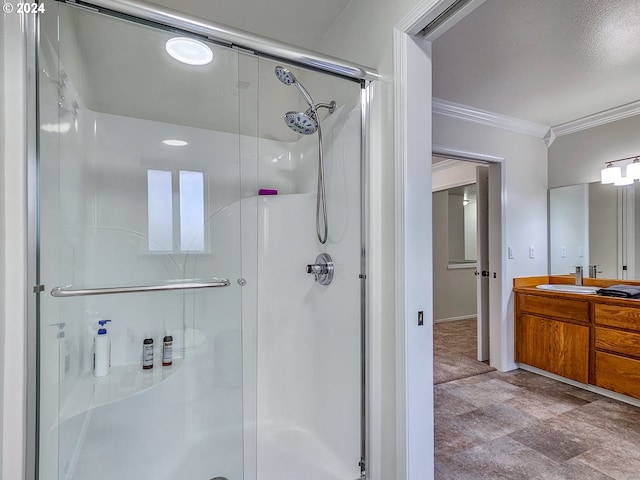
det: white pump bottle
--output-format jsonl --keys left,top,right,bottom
{"left": 93, "top": 319, "right": 111, "bottom": 377}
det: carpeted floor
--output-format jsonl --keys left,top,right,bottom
{"left": 433, "top": 318, "right": 495, "bottom": 384}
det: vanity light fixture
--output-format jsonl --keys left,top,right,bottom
{"left": 601, "top": 155, "right": 640, "bottom": 185}
{"left": 165, "top": 37, "right": 213, "bottom": 66}
{"left": 614, "top": 175, "right": 634, "bottom": 186}
{"left": 626, "top": 158, "right": 640, "bottom": 180}
{"left": 601, "top": 162, "right": 622, "bottom": 184}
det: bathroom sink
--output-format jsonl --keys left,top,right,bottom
{"left": 535, "top": 284, "right": 600, "bottom": 294}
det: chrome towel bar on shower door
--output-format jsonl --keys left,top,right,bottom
{"left": 50, "top": 278, "right": 231, "bottom": 297}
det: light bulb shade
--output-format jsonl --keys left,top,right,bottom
{"left": 165, "top": 37, "right": 213, "bottom": 65}
{"left": 626, "top": 162, "right": 640, "bottom": 180}
{"left": 614, "top": 175, "right": 634, "bottom": 186}
{"left": 601, "top": 165, "right": 622, "bottom": 184}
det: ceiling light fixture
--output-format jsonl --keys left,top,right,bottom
{"left": 601, "top": 155, "right": 640, "bottom": 185}
{"left": 163, "top": 139, "right": 188, "bottom": 147}
{"left": 165, "top": 37, "right": 213, "bottom": 66}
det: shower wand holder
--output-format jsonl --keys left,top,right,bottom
{"left": 306, "top": 253, "right": 334, "bottom": 286}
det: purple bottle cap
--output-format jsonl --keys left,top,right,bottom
{"left": 258, "top": 189, "right": 278, "bottom": 195}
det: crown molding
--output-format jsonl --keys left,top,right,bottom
{"left": 432, "top": 158, "right": 463, "bottom": 172}
{"left": 551, "top": 99, "right": 640, "bottom": 137}
{"left": 433, "top": 98, "right": 550, "bottom": 139}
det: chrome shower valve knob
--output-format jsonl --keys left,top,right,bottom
{"left": 306, "top": 253, "right": 334, "bottom": 285}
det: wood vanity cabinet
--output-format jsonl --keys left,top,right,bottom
{"left": 515, "top": 293, "right": 590, "bottom": 383}
{"left": 594, "top": 304, "right": 640, "bottom": 399}
{"left": 514, "top": 283, "right": 640, "bottom": 400}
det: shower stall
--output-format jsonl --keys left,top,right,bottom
{"left": 28, "top": 1, "right": 374, "bottom": 479}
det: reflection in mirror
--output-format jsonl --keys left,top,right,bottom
{"left": 549, "top": 182, "right": 640, "bottom": 279}
{"left": 447, "top": 184, "right": 477, "bottom": 267}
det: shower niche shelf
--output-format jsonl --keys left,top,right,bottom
{"left": 59, "top": 358, "right": 183, "bottom": 422}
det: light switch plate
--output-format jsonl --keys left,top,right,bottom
{"left": 529, "top": 246, "right": 535, "bottom": 259}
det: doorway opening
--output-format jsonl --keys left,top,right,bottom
{"left": 432, "top": 152, "right": 502, "bottom": 384}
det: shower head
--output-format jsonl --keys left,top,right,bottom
{"left": 274, "top": 66, "right": 297, "bottom": 86}
{"left": 284, "top": 111, "right": 318, "bottom": 135}
{"left": 274, "top": 65, "right": 315, "bottom": 108}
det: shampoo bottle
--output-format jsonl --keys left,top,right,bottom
{"left": 143, "top": 336, "right": 154, "bottom": 370}
{"left": 162, "top": 334, "right": 173, "bottom": 366}
{"left": 93, "top": 319, "right": 111, "bottom": 377}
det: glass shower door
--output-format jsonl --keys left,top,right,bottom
{"left": 37, "top": 2, "right": 252, "bottom": 479}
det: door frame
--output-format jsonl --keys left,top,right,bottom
{"left": 431, "top": 146, "right": 504, "bottom": 365}
{"left": 394, "top": 1, "right": 503, "bottom": 478}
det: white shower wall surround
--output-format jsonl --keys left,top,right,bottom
{"left": 39, "top": 79, "right": 363, "bottom": 478}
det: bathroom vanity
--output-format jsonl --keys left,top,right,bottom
{"left": 514, "top": 276, "right": 640, "bottom": 400}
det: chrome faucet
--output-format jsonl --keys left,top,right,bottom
{"left": 575, "top": 266, "right": 583, "bottom": 286}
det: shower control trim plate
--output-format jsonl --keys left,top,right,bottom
{"left": 306, "top": 253, "right": 334, "bottom": 286}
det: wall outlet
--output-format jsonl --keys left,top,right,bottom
{"left": 529, "top": 246, "right": 535, "bottom": 259}
{"left": 508, "top": 246, "right": 514, "bottom": 259}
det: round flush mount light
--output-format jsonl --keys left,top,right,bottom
{"left": 163, "top": 139, "right": 188, "bottom": 147}
{"left": 165, "top": 37, "right": 213, "bottom": 66}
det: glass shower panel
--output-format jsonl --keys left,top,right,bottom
{"left": 255, "top": 58, "right": 363, "bottom": 480}
{"left": 37, "top": 2, "right": 251, "bottom": 479}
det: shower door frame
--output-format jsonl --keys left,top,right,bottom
{"left": 24, "top": 2, "right": 378, "bottom": 479}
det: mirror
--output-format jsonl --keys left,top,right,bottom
{"left": 446, "top": 184, "right": 477, "bottom": 267}
{"left": 549, "top": 182, "right": 640, "bottom": 279}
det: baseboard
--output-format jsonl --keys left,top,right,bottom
{"left": 434, "top": 314, "right": 477, "bottom": 324}
{"left": 517, "top": 363, "right": 640, "bottom": 408}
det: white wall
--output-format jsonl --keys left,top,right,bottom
{"left": 549, "top": 115, "right": 640, "bottom": 188}
{"left": 433, "top": 113, "right": 549, "bottom": 370}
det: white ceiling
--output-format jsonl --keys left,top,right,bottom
{"left": 432, "top": 0, "right": 640, "bottom": 127}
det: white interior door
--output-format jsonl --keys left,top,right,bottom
{"left": 476, "top": 166, "right": 489, "bottom": 362}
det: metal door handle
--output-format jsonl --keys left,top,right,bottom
{"left": 51, "top": 278, "right": 230, "bottom": 297}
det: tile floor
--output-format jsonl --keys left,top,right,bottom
{"left": 434, "top": 320, "right": 640, "bottom": 479}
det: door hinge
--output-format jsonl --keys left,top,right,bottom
{"left": 33, "top": 284, "right": 45, "bottom": 294}
{"left": 359, "top": 274, "right": 367, "bottom": 279}
{"left": 359, "top": 458, "right": 366, "bottom": 477}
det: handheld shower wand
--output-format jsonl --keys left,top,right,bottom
{"left": 274, "top": 66, "right": 336, "bottom": 244}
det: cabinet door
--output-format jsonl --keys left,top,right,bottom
{"left": 516, "top": 313, "right": 590, "bottom": 383}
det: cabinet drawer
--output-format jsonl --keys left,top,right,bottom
{"left": 595, "top": 303, "right": 640, "bottom": 332}
{"left": 595, "top": 327, "right": 640, "bottom": 358}
{"left": 518, "top": 294, "right": 589, "bottom": 323}
{"left": 595, "top": 351, "right": 640, "bottom": 399}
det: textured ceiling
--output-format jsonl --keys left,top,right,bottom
{"left": 432, "top": 0, "right": 640, "bottom": 127}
